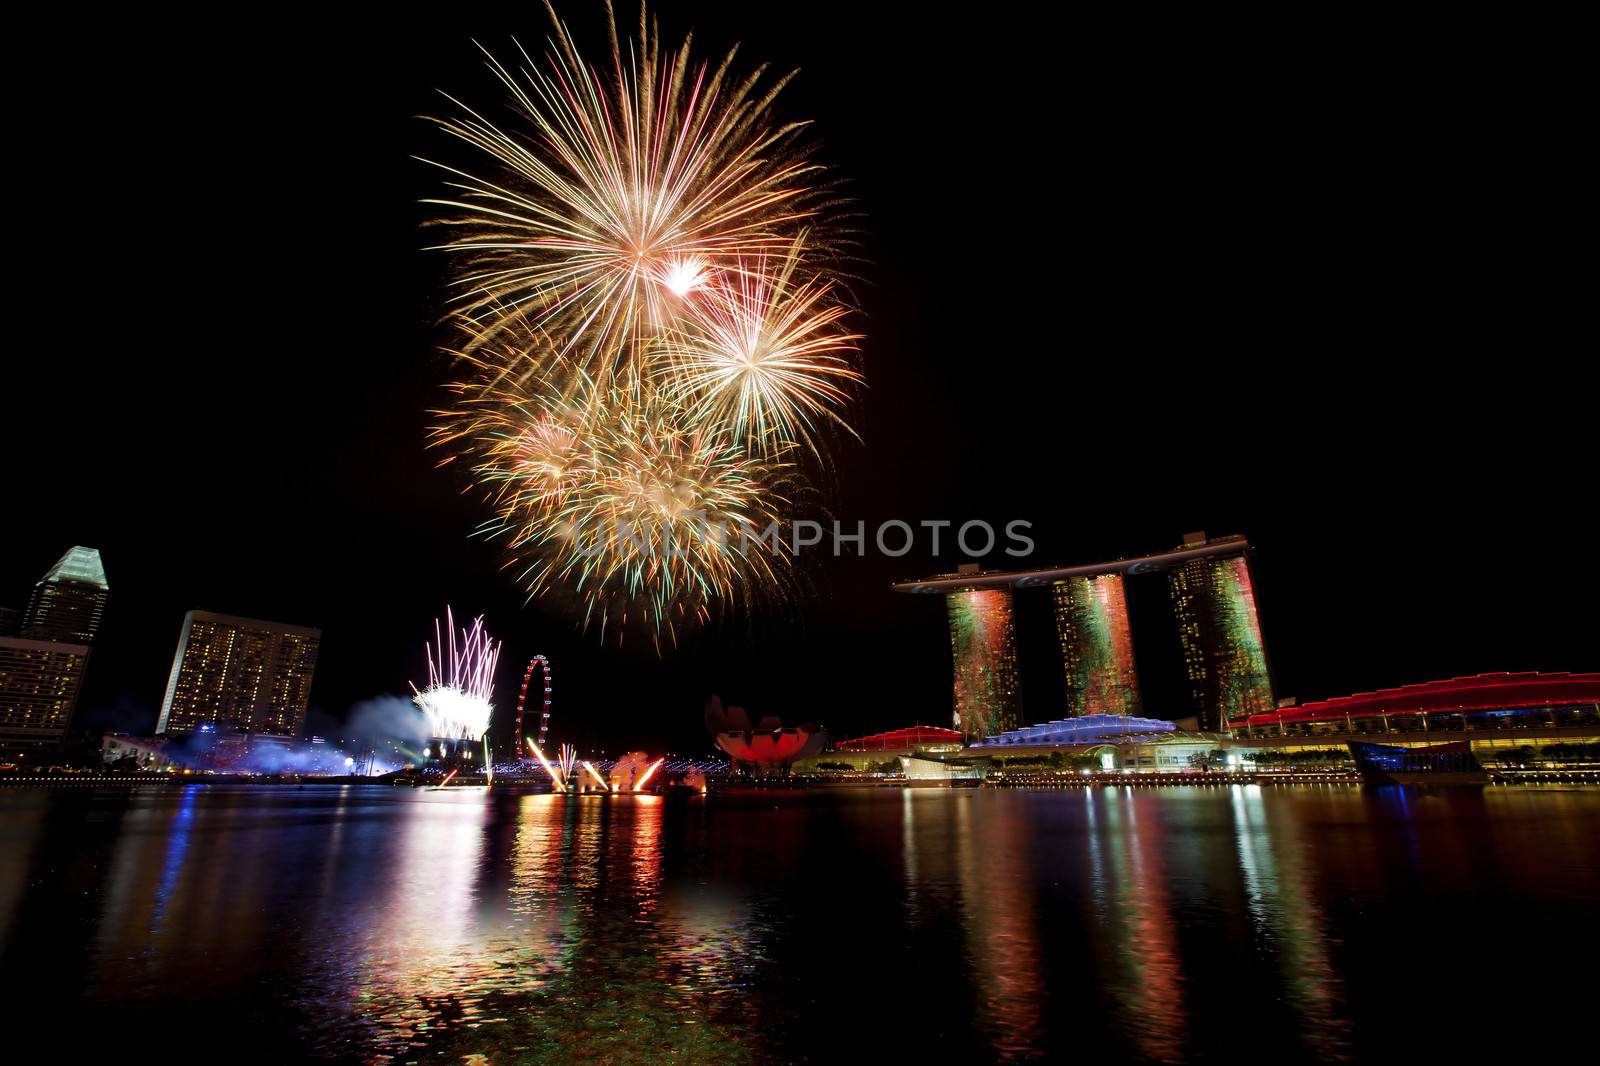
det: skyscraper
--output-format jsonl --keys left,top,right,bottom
{"left": 22, "top": 546, "right": 109, "bottom": 644}
{"left": 156, "top": 611, "right": 321, "bottom": 737}
{"left": 1, "top": 546, "right": 106, "bottom": 744}
{"left": 900, "top": 535, "right": 1277, "bottom": 737}
{"left": 1169, "top": 549, "right": 1275, "bottom": 731}
{"left": 945, "top": 588, "right": 1021, "bottom": 740}
{"left": 0, "top": 638, "right": 92, "bottom": 744}
{"left": 1052, "top": 573, "right": 1142, "bottom": 717}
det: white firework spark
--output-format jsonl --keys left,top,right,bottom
{"left": 410, "top": 607, "right": 502, "bottom": 741}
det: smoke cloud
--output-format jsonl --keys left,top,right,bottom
{"left": 346, "top": 694, "right": 430, "bottom": 748}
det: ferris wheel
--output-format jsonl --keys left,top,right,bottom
{"left": 514, "top": 655, "right": 553, "bottom": 755}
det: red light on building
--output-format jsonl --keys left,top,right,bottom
{"left": 832, "top": 726, "right": 965, "bottom": 751}
{"left": 1231, "top": 672, "right": 1600, "bottom": 729}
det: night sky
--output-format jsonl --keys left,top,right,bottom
{"left": 6, "top": 4, "right": 1591, "bottom": 755}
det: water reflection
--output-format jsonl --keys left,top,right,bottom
{"left": 628, "top": 795, "right": 664, "bottom": 902}
{"left": 92, "top": 790, "right": 198, "bottom": 990}
{"left": 0, "top": 793, "right": 46, "bottom": 948}
{"left": 148, "top": 785, "right": 197, "bottom": 945}
{"left": 3, "top": 784, "right": 1599, "bottom": 1063}
{"left": 352, "top": 789, "right": 501, "bottom": 1050}
{"left": 954, "top": 794, "right": 1044, "bottom": 1058}
{"left": 347, "top": 792, "right": 760, "bottom": 1063}
{"left": 1232, "top": 785, "right": 1348, "bottom": 1058}
{"left": 1085, "top": 788, "right": 1188, "bottom": 1061}
{"left": 891, "top": 791, "right": 1048, "bottom": 1059}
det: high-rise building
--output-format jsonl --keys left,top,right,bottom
{"left": 899, "top": 534, "right": 1276, "bottom": 739}
{"left": 945, "top": 588, "right": 1021, "bottom": 740}
{"left": 156, "top": 611, "right": 321, "bottom": 737}
{"left": 1169, "top": 547, "right": 1275, "bottom": 731}
{"left": 22, "top": 546, "right": 109, "bottom": 644}
{"left": 0, "top": 637, "right": 92, "bottom": 744}
{"left": 1, "top": 546, "right": 107, "bottom": 745}
{"left": 1052, "top": 573, "right": 1142, "bottom": 717}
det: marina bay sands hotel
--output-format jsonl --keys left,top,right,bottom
{"left": 894, "top": 533, "right": 1275, "bottom": 738}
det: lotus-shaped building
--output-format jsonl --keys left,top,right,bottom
{"left": 706, "top": 696, "right": 826, "bottom": 774}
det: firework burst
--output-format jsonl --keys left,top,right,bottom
{"left": 425, "top": 3, "right": 838, "bottom": 387}
{"left": 410, "top": 608, "right": 503, "bottom": 740}
{"left": 426, "top": 3, "right": 858, "bottom": 634}
{"left": 536, "top": 384, "right": 798, "bottom": 635}
{"left": 537, "top": 382, "right": 799, "bottom": 632}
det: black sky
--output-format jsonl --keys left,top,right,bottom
{"left": 4, "top": 4, "right": 1592, "bottom": 755}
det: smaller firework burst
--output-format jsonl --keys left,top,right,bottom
{"left": 439, "top": 367, "right": 802, "bottom": 638}
{"left": 658, "top": 250, "right": 861, "bottom": 456}
{"left": 410, "top": 607, "right": 502, "bottom": 741}
{"left": 531, "top": 382, "right": 802, "bottom": 635}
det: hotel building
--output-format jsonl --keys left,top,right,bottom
{"left": 157, "top": 611, "right": 321, "bottom": 737}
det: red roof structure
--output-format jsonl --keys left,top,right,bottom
{"left": 832, "top": 726, "right": 965, "bottom": 751}
{"left": 1231, "top": 671, "right": 1600, "bottom": 728}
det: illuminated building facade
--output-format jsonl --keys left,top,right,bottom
{"left": 0, "top": 546, "right": 107, "bottom": 744}
{"left": 1052, "top": 573, "right": 1141, "bottom": 717}
{"left": 946, "top": 589, "right": 1021, "bottom": 740}
{"left": 896, "top": 533, "right": 1274, "bottom": 739}
{"left": 22, "top": 546, "right": 109, "bottom": 644}
{"left": 1230, "top": 672, "right": 1600, "bottom": 737}
{"left": 969, "top": 713, "right": 1217, "bottom": 772}
{"left": 100, "top": 733, "right": 180, "bottom": 770}
{"left": 706, "top": 701, "right": 828, "bottom": 775}
{"left": 0, "top": 637, "right": 92, "bottom": 743}
{"left": 1224, "top": 673, "right": 1600, "bottom": 778}
{"left": 832, "top": 725, "right": 965, "bottom": 751}
{"left": 1169, "top": 552, "right": 1275, "bottom": 731}
{"left": 789, "top": 725, "right": 963, "bottom": 772}
{"left": 157, "top": 611, "right": 321, "bottom": 737}
{"left": 972, "top": 713, "right": 1178, "bottom": 746}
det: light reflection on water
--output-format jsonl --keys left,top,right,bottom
{"left": 1233, "top": 786, "right": 1345, "bottom": 1059}
{"left": 3, "top": 784, "right": 1600, "bottom": 1063}
{"left": 292, "top": 791, "right": 765, "bottom": 1063}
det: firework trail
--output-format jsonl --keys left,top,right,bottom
{"left": 410, "top": 607, "right": 502, "bottom": 741}
{"left": 582, "top": 760, "right": 611, "bottom": 791}
{"left": 633, "top": 756, "right": 665, "bottom": 791}
{"left": 425, "top": 2, "right": 859, "bottom": 635}
{"left": 527, "top": 737, "right": 566, "bottom": 790}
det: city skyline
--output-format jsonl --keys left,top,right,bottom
{"left": 3, "top": 2, "right": 1594, "bottom": 755}
{"left": 5, "top": 522, "right": 1593, "bottom": 756}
